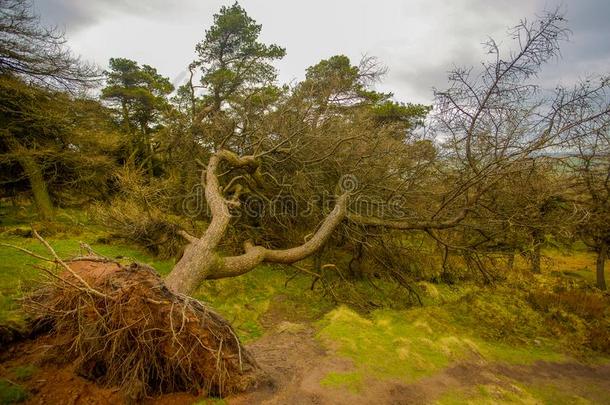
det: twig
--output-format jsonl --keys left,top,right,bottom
{"left": 79, "top": 242, "right": 98, "bottom": 256}
{"left": 32, "top": 230, "right": 108, "bottom": 299}
{"left": 177, "top": 229, "right": 198, "bottom": 243}
{"left": 68, "top": 256, "right": 114, "bottom": 263}
{"left": 288, "top": 264, "right": 321, "bottom": 278}
{"left": 227, "top": 327, "right": 243, "bottom": 371}
{"left": 31, "top": 264, "right": 85, "bottom": 292}
{"left": 0, "top": 243, "right": 54, "bottom": 262}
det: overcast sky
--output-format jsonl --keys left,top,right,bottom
{"left": 32, "top": 0, "right": 610, "bottom": 104}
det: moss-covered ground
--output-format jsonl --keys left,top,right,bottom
{"left": 1, "top": 204, "right": 609, "bottom": 404}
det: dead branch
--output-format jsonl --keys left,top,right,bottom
{"left": 32, "top": 230, "right": 107, "bottom": 299}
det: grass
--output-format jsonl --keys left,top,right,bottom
{"left": 0, "top": 205, "right": 175, "bottom": 327}
{"left": 435, "top": 381, "right": 601, "bottom": 405}
{"left": 193, "top": 264, "right": 334, "bottom": 341}
{"left": 0, "top": 380, "right": 28, "bottom": 405}
{"left": 315, "top": 262, "right": 609, "bottom": 394}
{"left": 315, "top": 274, "right": 610, "bottom": 386}
{"left": 318, "top": 306, "right": 471, "bottom": 381}
{"left": 320, "top": 371, "right": 364, "bottom": 393}
{"left": 10, "top": 365, "right": 37, "bottom": 382}
{"left": 0, "top": 365, "right": 37, "bottom": 404}
{"left": 512, "top": 247, "right": 608, "bottom": 286}
{"left": 523, "top": 384, "right": 593, "bottom": 405}
{"left": 317, "top": 302, "right": 564, "bottom": 385}
{"left": 435, "top": 384, "right": 528, "bottom": 405}
{"left": 193, "top": 399, "right": 227, "bottom": 405}
{"left": 1, "top": 203, "right": 609, "bottom": 404}
{"left": 0, "top": 204, "right": 334, "bottom": 343}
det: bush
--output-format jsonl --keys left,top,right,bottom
{"left": 528, "top": 289, "right": 608, "bottom": 321}
{"left": 92, "top": 199, "right": 188, "bottom": 259}
{"left": 528, "top": 287, "right": 610, "bottom": 354}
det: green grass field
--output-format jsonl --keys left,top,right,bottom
{"left": 1, "top": 205, "right": 609, "bottom": 404}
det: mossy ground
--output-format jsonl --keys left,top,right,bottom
{"left": 316, "top": 303, "right": 564, "bottom": 386}
{"left": 320, "top": 371, "right": 364, "bottom": 393}
{"left": 0, "top": 365, "right": 36, "bottom": 405}
{"left": 1, "top": 204, "right": 609, "bottom": 403}
{"left": 435, "top": 380, "right": 610, "bottom": 405}
{"left": 193, "top": 264, "right": 334, "bottom": 341}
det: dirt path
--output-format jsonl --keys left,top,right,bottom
{"left": 231, "top": 324, "right": 610, "bottom": 404}
{"left": 3, "top": 320, "right": 610, "bottom": 404}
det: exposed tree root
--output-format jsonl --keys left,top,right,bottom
{"left": 23, "top": 259, "right": 265, "bottom": 402}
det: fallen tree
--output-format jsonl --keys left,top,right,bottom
{"left": 164, "top": 149, "right": 475, "bottom": 295}
{"left": 165, "top": 150, "right": 351, "bottom": 294}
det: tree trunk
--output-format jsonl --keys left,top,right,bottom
{"left": 531, "top": 243, "right": 541, "bottom": 274}
{"left": 164, "top": 152, "right": 234, "bottom": 294}
{"left": 596, "top": 241, "right": 607, "bottom": 291}
{"left": 164, "top": 150, "right": 351, "bottom": 295}
{"left": 531, "top": 230, "right": 543, "bottom": 274}
{"left": 164, "top": 216, "right": 229, "bottom": 294}
{"left": 8, "top": 137, "right": 53, "bottom": 220}
{"left": 313, "top": 248, "right": 323, "bottom": 275}
{"left": 141, "top": 127, "right": 155, "bottom": 178}
{"left": 164, "top": 149, "right": 471, "bottom": 296}
{"left": 348, "top": 242, "right": 364, "bottom": 279}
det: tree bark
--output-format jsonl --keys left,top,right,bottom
{"left": 164, "top": 149, "right": 350, "bottom": 295}
{"left": 22, "top": 157, "right": 53, "bottom": 220}
{"left": 313, "top": 247, "right": 323, "bottom": 275}
{"left": 216, "top": 195, "right": 348, "bottom": 279}
{"left": 596, "top": 240, "right": 607, "bottom": 290}
{"left": 7, "top": 137, "right": 53, "bottom": 220}
{"left": 531, "top": 230, "right": 544, "bottom": 274}
{"left": 531, "top": 243, "right": 541, "bottom": 274}
{"left": 348, "top": 242, "right": 364, "bottom": 279}
{"left": 164, "top": 151, "right": 249, "bottom": 294}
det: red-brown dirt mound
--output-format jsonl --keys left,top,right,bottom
{"left": 16, "top": 259, "right": 265, "bottom": 402}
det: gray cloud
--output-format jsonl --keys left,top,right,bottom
{"left": 31, "top": 0, "right": 610, "bottom": 104}
{"left": 32, "top": 0, "right": 203, "bottom": 30}
{"left": 32, "top": 0, "right": 97, "bottom": 29}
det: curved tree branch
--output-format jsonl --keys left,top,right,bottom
{"left": 209, "top": 193, "right": 349, "bottom": 279}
